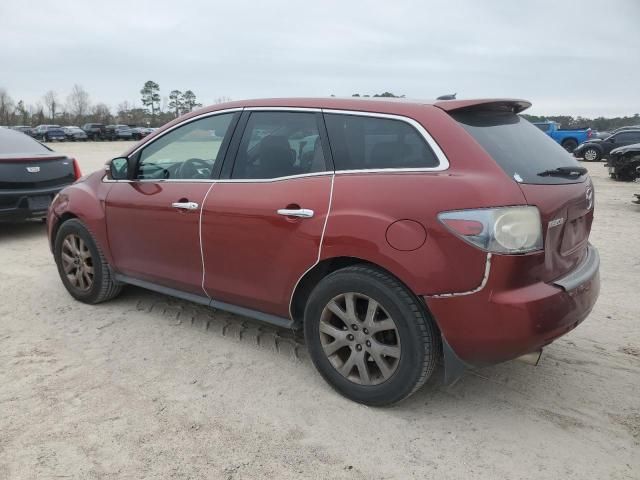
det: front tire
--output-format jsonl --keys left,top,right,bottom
{"left": 583, "top": 147, "right": 601, "bottom": 162}
{"left": 54, "top": 219, "right": 122, "bottom": 304}
{"left": 304, "top": 265, "right": 439, "bottom": 406}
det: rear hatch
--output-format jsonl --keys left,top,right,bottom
{"left": 450, "top": 105, "right": 593, "bottom": 282}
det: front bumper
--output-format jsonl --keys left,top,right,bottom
{"left": 0, "top": 185, "right": 68, "bottom": 221}
{"left": 425, "top": 244, "right": 600, "bottom": 368}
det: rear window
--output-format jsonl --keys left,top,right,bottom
{"left": 0, "top": 129, "right": 51, "bottom": 154}
{"left": 324, "top": 113, "right": 439, "bottom": 170}
{"left": 452, "top": 111, "right": 584, "bottom": 184}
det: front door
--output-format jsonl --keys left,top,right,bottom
{"left": 201, "top": 110, "right": 333, "bottom": 318}
{"left": 105, "top": 112, "right": 238, "bottom": 293}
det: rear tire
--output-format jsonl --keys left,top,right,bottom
{"left": 54, "top": 219, "right": 122, "bottom": 304}
{"left": 304, "top": 264, "right": 439, "bottom": 406}
{"left": 562, "top": 139, "right": 578, "bottom": 152}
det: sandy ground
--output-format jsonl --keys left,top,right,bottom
{"left": 1, "top": 141, "right": 639, "bottom": 479}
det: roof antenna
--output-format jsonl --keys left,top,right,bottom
{"left": 437, "top": 93, "right": 457, "bottom": 100}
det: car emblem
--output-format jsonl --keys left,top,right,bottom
{"left": 26, "top": 166, "right": 41, "bottom": 173}
{"left": 585, "top": 185, "right": 594, "bottom": 210}
{"left": 548, "top": 217, "right": 564, "bottom": 228}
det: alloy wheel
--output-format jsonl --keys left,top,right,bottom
{"left": 60, "top": 234, "right": 94, "bottom": 291}
{"left": 584, "top": 149, "right": 598, "bottom": 161}
{"left": 319, "top": 292, "right": 401, "bottom": 385}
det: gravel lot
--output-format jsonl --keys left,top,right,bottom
{"left": 1, "top": 141, "right": 639, "bottom": 479}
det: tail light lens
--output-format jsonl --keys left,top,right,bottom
{"left": 438, "top": 206, "right": 543, "bottom": 254}
{"left": 71, "top": 158, "right": 82, "bottom": 180}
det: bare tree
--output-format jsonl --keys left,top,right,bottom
{"left": 43, "top": 90, "right": 59, "bottom": 121}
{"left": 67, "top": 84, "right": 90, "bottom": 122}
{"left": 215, "top": 96, "right": 232, "bottom": 104}
{"left": 0, "top": 88, "right": 15, "bottom": 125}
{"left": 91, "top": 103, "right": 112, "bottom": 124}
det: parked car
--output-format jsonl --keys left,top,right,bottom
{"left": 63, "top": 126, "right": 88, "bottom": 142}
{"left": 532, "top": 120, "right": 592, "bottom": 152}
{"left": 10, "top": 125, "right": 33, "bottom": 136}
{"left": 82, "top": 123, "right": 106, "bottom": 141}
{"left": 611, "top": 125, "right": 640, "bottom": 134}
{"left": 105, "top": 124, "right": 133, "bottom": 141}
{"left": 573, "top": 129, "right": 640, "bottom": 162}
{"left": 32, "top": 125, "right": 66, "bottom": 142}
{"left": 130, "top": 126, "right": 151, "bottom": 141}
{"left": 606, "top": 142, "right": 640, "bottom": 181}
{"left": 0, "top": 128, "right": 81, "bottom": 221}
{"left": 47, "top": 97, "right": 600, "bottom": 405}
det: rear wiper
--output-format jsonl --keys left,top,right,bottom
{"left": 537, "top": 166, "right": 588, "bottom": 177}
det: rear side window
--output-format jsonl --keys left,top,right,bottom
{"left": 452, "top": 111, "right": 584, "bottom": 185}
{"left": 324, "top": 114, "right": 439, "bottom": 170}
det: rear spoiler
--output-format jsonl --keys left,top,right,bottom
{"left": 434, "top": 98, "right": 532, "bottom": 114}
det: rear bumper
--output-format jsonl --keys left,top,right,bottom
{"left": 0, "top": 185, "right": 68, "bottom": 221}
{"left": 425, "top": 244, "right": 600, "bottom": 367}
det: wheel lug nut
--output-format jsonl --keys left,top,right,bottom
{"left": 363, "top": 328, "right": 369, "bottom": 334}
{"left": 347, "top": 334, "right": 354, "bottom": 341}
{"left": 356, "top": 344, "right": 362, "bottom": 351}
{"left": 366, "top": 340, "right": 371, "bottom": 347}
{"left": 351, "top": 324, "right": 358, "bottom": 331}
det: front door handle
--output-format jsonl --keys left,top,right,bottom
{"left": 172, "top": 201, "right": 199, "bottom": 210}
{"left": 277, "top": 208, "right": 314, "bottom": 218}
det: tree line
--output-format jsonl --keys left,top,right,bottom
{"left": 521, "top": 113, "right": 640, "bottom": 132}
{"left": 2, "top": 85, "right": 638, "bottom": 133}
{"left": 0, "top": 81, "right": 224, "bottom": 128}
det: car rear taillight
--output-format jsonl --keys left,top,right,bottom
{"left": 438, "top": 206, "right": 543, "bottom": 254}
{"left": 71, "top": 158, "right": 82, "bottom": 180}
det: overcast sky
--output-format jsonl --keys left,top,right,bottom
{"left": 1, "top": 0, "right": 638, "bottom": 117}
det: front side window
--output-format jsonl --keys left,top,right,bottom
{"left": 324, "top": 114, "right": 439, "bottom": 171}
{"left": 137, "top": 113, "right": 235, "bottom": 180}
{"left": 231, "top": 111, "right": 327, "bottom": 180}
{"left": 614, "top": 132, "right": 640, "bottom": 143}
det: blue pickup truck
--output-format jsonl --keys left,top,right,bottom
{"left": 532, "top": 121, "right": 592, "bottom": 152}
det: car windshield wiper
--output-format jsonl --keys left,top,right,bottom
{"left": 537, "top": 166, "right": 588, "bottom": 177}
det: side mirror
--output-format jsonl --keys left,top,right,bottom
{"left": 109, "top": 157, "right": 130, "bottom": 180}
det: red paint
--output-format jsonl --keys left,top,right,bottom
{"left": 47, "top": 97, "right": 600, "bottom": 369}
{"left": 201, "top": 176, "right": 332, "bottom": 317}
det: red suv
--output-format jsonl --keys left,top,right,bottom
{"left": 47, "top": 98, "right": 600, "bottom": 405}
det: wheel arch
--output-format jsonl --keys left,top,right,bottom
{"left": 290, "top": 256, "right": 439, "bottom": 333}
{"left": 50, "top": 212, "right": 78, "bottom": 251}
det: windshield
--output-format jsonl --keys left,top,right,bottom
{"left": 452, "top": 111, "right": 585, "bottom": 185}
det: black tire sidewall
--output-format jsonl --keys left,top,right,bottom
{"left": 54, "top": 219, "right": 107, "bottom": 304}
{"left": 563, "top": 139, "right": 578, "bottom": 152}
{"left": 304, "top": 269, "right": 434, "bottom": 406}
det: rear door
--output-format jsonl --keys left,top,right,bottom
{"left": 201, "top": 110, "right": 333, "bottom": 318}
{"left": 105, "top": 112, "right": 239, "bottom": 293}
{"left": 452, "top": 110, "right": 594, "bottom": 281}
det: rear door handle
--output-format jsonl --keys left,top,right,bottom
{"left": 277, "top": 208, "right": 314, "bottom": 218}
{"left": 172, "top": 201, "right": 199, "bottom": 210}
